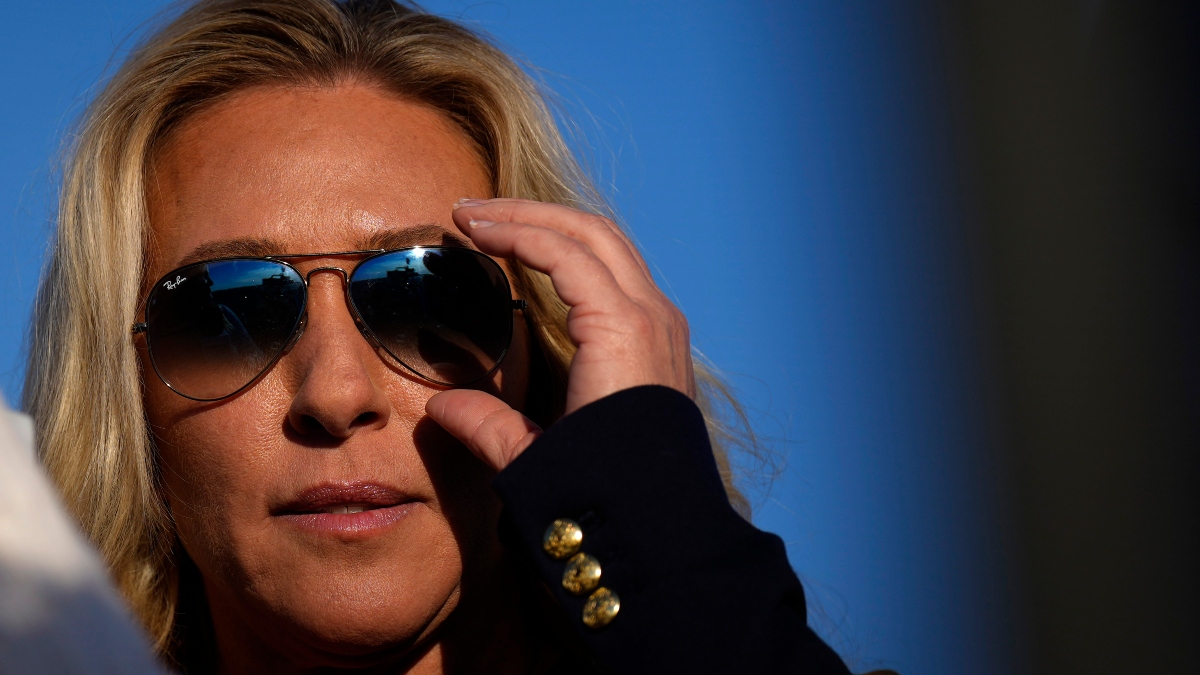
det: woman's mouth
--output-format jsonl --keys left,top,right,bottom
{"left": 323, "top": 503, "right": 372, "bottom": 515}
{"left": 273, "top": 483, "right": 420, "bottom": 536}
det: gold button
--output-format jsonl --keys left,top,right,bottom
{"left": 561, "top": 552, "right": 602, "bottom": 595}
{"left": 582, "top": 587, "right": 620, "bottom": 628}
{"left": 542, "top": 518, "right": 583, "bottom": 560}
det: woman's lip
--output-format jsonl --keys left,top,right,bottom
{"left": 275, "top": 502, "right": 419, "bottom": 535}
{"left": 273, "top": 481, "right": 415, "bottom": 515}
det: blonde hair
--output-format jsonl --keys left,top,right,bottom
{"left": 23, "top": 0, "right": 759, "bottom": 661}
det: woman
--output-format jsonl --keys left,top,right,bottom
{"left": 24, "top": 0, "right": 853, "bottom": 672}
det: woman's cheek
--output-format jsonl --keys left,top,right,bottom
{"left": 155, "top": 402, "right": 277, "bottom": 552}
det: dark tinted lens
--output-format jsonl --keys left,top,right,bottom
{"left": 349, "top": 248, "right": 513, "bottom": 385}
{"left": 146, "top": 260, "right": 306, "bottom": 400}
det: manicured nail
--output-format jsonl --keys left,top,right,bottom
{"left": 454, "top": 198, "right": 487, "bottom": 208}
{"left": 468, "top": 219, "right": 496, "bottom": 228}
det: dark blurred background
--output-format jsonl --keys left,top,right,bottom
{"left": 1, "top": 1, "right": 1196, "bottom": 673}
{"left": 944, "top": 1, "right": 1200, "bottom": 672}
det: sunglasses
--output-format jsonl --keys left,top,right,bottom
{"left": 133, "top": 246, "right": 524, "bottom": 401}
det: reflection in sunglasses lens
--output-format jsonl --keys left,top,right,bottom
{"left": 349, "top": 248, "right": 512, "bottom": 385}
{"left": 146, "top": 260, "right": 306, "bottom": 400}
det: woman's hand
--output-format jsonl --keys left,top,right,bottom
{"left": 425, "top": 198, "right": 695, "bottom": 472}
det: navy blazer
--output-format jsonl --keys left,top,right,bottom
{"left": 494, "top": 385, "right": 852, "bottom": 674}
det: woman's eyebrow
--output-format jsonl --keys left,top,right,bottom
{"left": 362, "top": 224, "right": 472, "bottom": 250}
{"left": 177, "top": 237, "right": 284, "bottom": 266}
{"left": 174, "top": 225, "right": 470, "bottom": 267}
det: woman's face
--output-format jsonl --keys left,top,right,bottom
{"left": 141, "top": 84, "right": 529, "bottom": 667}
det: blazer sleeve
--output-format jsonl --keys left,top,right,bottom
{"left": 492, "top": 385, "right": 851, "bottom": 674}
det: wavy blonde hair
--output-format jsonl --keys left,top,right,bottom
{"left": 23, "top": 0, "right": 759, "bottom": 661}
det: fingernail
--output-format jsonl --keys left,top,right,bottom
{"left": 468, "top": 219, "right": 496, "bottom": 228}
{"left": 454, "top": 198, "right": 487, "bottom": 208}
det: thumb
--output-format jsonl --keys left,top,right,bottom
{"left": 425, "top": 389, "right": 542, "bottom": 471}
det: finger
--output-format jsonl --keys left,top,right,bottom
{"left": 456, "top": 198, "right": 653, "bottom": 282}
{"left": 458, "top": 219, "right": 633, "bottom": 311}
{"left": 454, "top": 198, "right": 635, "bottom": 254}
{"left": 453, "top": 199, "right": 655, "bottom": 292}
{"left": 425, "top": 389, "right": 542, "bottom": 472}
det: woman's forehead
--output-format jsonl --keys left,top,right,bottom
{"left": 145, "top": 83, "right": 489, "bottom": 273}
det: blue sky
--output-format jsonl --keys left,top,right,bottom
{"left": 0, "top": 2, "right": 1015, "bottom": 672}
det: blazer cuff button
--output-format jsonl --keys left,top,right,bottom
{"left": 561, "top": 552, "right": 602, "bottom": 595}
{"left": 582, "top": 587, "right": 620, "bottom": 629}
{"left": 542, "top": 518, "right": 583, "bottom": 559}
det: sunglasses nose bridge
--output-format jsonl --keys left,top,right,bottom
{"left": 304, "top": 266, "right": 350, "bottom": 285}
{"left": 302, "top": 265, "right": 380, "bottom": 348}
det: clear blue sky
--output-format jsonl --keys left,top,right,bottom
{"left": 0, "top": 2, "right": 1015, "bottom": 673}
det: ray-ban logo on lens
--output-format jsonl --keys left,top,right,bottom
{"left": 164, "top": 275, "right": 187, "bottom": 290}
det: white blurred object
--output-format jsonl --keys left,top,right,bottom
{"left": 0, "top": 399, "right": 164, "bottom": 674}
{"left": 2, "top": 410, "right": 33, "bottom": 459}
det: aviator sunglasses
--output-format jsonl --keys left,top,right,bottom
{"left": 133, "top": 246, "right": 525, "bottom": 401}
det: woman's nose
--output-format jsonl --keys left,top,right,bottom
{"left": 283, "top": 271, "right": 391, "bottom": 441}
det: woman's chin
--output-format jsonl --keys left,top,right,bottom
{"left": 208, "top": 540, "right": 464, "bottom": 666}
{"left": 252, "top": 588, "right": 459, "bottom": 668}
